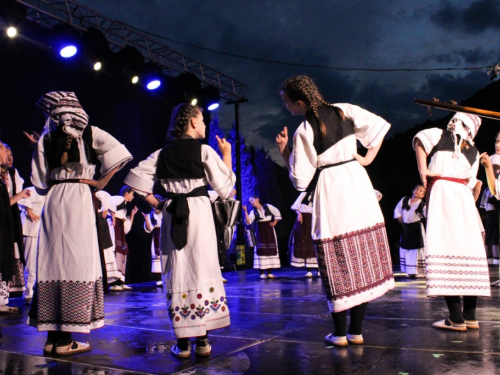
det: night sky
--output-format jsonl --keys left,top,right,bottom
{"left": 77, "top": 0, "right": 500, "bottom": 162}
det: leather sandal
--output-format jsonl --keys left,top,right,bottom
{"left": 55, "top": 340, "right": 92, "bottom": 356}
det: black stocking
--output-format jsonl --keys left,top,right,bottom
{"left": 444, "top": 296, "right": 464, "bottom": 323}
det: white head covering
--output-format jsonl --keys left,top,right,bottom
{"left": 490, "top": 154, "right": 500, "bottom": 166}
{"left": 36, "top": 91, "right": 89, "bottom": 138}
{"left": 446, "top": 112, "right": 482, "bottom": 157}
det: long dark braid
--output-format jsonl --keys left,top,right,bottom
{"left": 167, "top": 104, "right": 202, "bottom": 140}
{"left": 281, "top": 75, "right": 344, "bottom": 139}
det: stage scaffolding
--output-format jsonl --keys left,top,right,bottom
{"left": 15, "top": 0, "right": 246, "bottom": 101}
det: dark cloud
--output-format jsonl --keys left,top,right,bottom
{"left": 429, "top": 47, "right": 497, "bottom": 65}
{"left": 431, "top": 0, "right": 500, "bottom": 34}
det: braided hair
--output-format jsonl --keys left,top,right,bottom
{"left": 167, "top": 103, "right": 202, "bottom": 140}
{"left": 280, "top": 75, "right": 344, "bottom": 139}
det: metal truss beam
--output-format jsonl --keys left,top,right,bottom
{"left": 15, "top": 0, "right": 246, "bottom": 101}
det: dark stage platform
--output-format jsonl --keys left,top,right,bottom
{"left": 1, "top": 267, "right": 500, "bottom": 374}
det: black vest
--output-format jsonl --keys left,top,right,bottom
{"left": 306, "top": 105, "right": 355, "bottom": 155}
{"left": 253, "top": 204, "right": 275, "bottom": 223}
{"left": 43, "top": 126, "right": 97, "bottom": 171}
{"left": 156, "top": 139, "right": 205, "bottom": 179}
{"left": 428, "top": 129, "right": 478, "bottom": 167}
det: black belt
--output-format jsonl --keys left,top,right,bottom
{"left": 304, "top": 159, "right": 356, "bottom": 204}
{"left": 166, "top": 185, "right": 209, "bottom": 249}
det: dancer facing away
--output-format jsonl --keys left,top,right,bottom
{"left": 143, "top": 195, "right": 163, "bottom": 287}
{"left": 29, "top": 91, "right": 132, "bottom": 355}
{"left": 394, "top": 185, "right": 427, "bottom": 278}
{"left": 414, "top": 112, "right": 490, "bottom": 331}
{"left": 289, "top": 192, "right": 319, "bottom": 278}
{"left": 276, "top": 75, "right": 394, "bottom": 347}
{"left": 124, "top": 103, "right": 235, "bottom": 358}
{"left": 243, "top": 196, "right": 282, "bottom": 279}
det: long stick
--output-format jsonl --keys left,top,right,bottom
{"left": 414, "top": 99, "right": 500, "bottom": 121}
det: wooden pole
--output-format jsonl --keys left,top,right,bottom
{"left": 414, "top": 99, "right": 500, "bottom": 121}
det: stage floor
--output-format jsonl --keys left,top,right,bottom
{"left": 1, "top": 266, "right": 500, "bottom": 375}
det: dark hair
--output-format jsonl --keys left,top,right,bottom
{"left": 281, "top": 75, "right": 344, "bottom": 139}
{"left": 119, "top": 185, "right": 133, "bottom": 196}
{"left": 167, "top": 103, "right": 202, "bottom": 140}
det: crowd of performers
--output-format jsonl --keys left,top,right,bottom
{"left": 0, "top": 74, "right": 499, "bottom": 357}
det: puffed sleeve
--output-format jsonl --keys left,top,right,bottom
{"left": 124, "top": 150, "right": 161, "bottom": 197}
{"left": 95, "top": 190, "right": 112, "bottom": 212}
{"left": 335, "top": 103, "right": 391, "bottom": 148}
{"left": 14, "top": 169, "right": 24, "bottom": 194}
{"left": 289, "top": 122, "right": 317, "bottom": 191}
{"left": 202, "top": 145, "right": 236, "bottom": 200}
{"left": 267, "top": 204, "right": 282, "bottom": 220}
{"left": 291, "top": 192, "right": 307, "bottom": 211}
{"left": 91, "top": 126, "right": 132, "bottom": 176}
{"left": 412, "top": 128, "right": 443, "bottom": 154}
{"left": 31, "top": 135, "right": 50, "bottom": 191}
{"left": 393, "top": 198, "right": 404, "bottom": 219}
{"left": 247, "top": 209, "right": 256, "bottom": 224}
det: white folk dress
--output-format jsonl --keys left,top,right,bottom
{"left": 289, "top": 103, "right": 395, "bottom": 312}
{"left": 109, "top": 196, "right": 132, "bottom": 278}
{"left": 28, "top": 126, "right": 132, "bottom": 332}
{"left": 124, "top": 144, "right": 235, "bottom": 338}
{"left": 290, "top": 192, "right": 318, "bottom": 268}
{"left": 248, "top": 204, "right": 282, "bottom": 270}
{"left": 144, "top": 212, "right": 163, "bottom": 274}
{"left": 393, "top": 197, "right": 426, "bottom": 276}
{"left": 18, "top": 187, "right": 46, "bottom": 299}
{"left": 414, "top": 128, "right": 490, "bottom": 297}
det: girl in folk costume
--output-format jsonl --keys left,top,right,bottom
{"left": 0, "top": 144, "right": 26, "bottom": 296}
{"left": 28, "top": 91, "right": 132, "bottom": 355}
{"left": 143, "top": 195, "right": 163, "bottom": 287}
{"left": 95, "top": 190, "right": 125, "bottom": 291}
{"left": 18, "top": 187, "right": 46, "bottom": 305}
{"left": 414, "top": 112, "right": 490, "bottom": 331}
{"left": 124, "top": 103, "right": 235, "bottom": 359}
{"left": 289, "top": 192, "right": 318, "bottom": 277}
{"left": 0, "top": 141, "right": 30, "bottom": 320}
{"left": 276, "top": 75, "right": 394, "bottom": 347}
{"left": 243, "top": 196, "right": 282, "bottom": 279}
{"left": 394, "top": 185, "right": 427, "bottom": 278}
{"left": 108, "top": 187, "right": 137, "bottom": 291}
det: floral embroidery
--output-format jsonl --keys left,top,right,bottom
{"left": 204, "top": 300, "right": 209, "bottom": 306}
{"left": 209, "top": 287, "right": 214, "bottom": 293}
{"left": 190, "top": 303, "right": 195, "bottom": 309}
{"left": 197, "top": 293, "right": 202, "bottom": 299}
{"left": 222, "top": 306, "right": 226, "bottom": 312}
{"left": 181, "top": 293, "right": 187, "bottom": 299}
{"left": 210, "top": 298, "right": 221, "bottom": 312}
{"left": 191, "top": 315, "right": 196, "bottom": 320}
{"left": 220, "top": 296, "right": 225, "bottom": 302}
{"left": 195, "top": 305, "right": 205, "bottom": 319}
{"left": 175, "top": 306, "right": 180, "bottom": 311}
{"left": 204, "top": 308, "right": 210, "bottom": 314}
{"left": 175, "top": 316, "right": 180, "bottom": 322}
{"left": 179, "top": 305, "right": 191, "bottom": 319}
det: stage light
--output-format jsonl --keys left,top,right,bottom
{"left": 143, "top": 63, "right": 163, "bottom": 91}
{"left": 60, "top": 45, "right": 78, "bottom": 58}
{"left": 132, "top": 76, "right": 139, "bottom": 84}
{"left": 113, "top": 46, "right": 145, "bottom": 85}
{"left": 93, "top": 62, "right": 102, "bottom": 70}
{"left": 82, "top": 27, "right": 111, "bottom": 71}
{"left": 208, "top": 103, "right": 219, "bottom": 111}
{"left": 191, "top": 98, "right": 198, "bottom": 106}
{"left": 6, "top": 26, "right": 16, "bottom": 38}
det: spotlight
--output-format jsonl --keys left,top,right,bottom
{"left": 6, "top": 26, "right": 16, "bottom": 38}
{"left": 199, "top": 86, "right": 220, "bottom": 111}
{"left": 191, "top": 98, "right": 198, "bottom": 106}
{"left": 113, "top": 46, "right": 145, "bottom": 85}
{"left": 82, "top": 27, "right": 111, "bottom": 71}
{"left": 131, "top": 76, "right": 139, "bottom": 84}
{"left": 60, "top": 45, "right": 78, "bottom": 58}
{"left": 93, "top": 61, "right": 102, "bottom": 70}
{"left": 143, "top": 63, "right": 163, "bottom": 91}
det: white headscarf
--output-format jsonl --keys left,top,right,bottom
{"left": 447, "top": 112, "right": 482, "bottom": 157}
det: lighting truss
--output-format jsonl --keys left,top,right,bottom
{"left": 16, "top": 0, "right": 246, "bottom": 101}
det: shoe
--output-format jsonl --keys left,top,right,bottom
{"left": 431, "top": 318, "right": 467, "bottom": 332}
{"left": 24, "top": 298, "right": 32, "bottom": 306}
{"left": 222, "top": 277, "right": 228, "bottom": 283}
{"left": 324, "top": 334, "right": 348, "bottom": 347}
{"left": 194, "top": 339, "right": 212, "bottom": 357}
{"left": 43, "top": 342, "right": 55, "bottom": 355}
{"left": 109, "top": 285, "right": 123, "bottom": 291}
{"left": 346, "top": 333, "right": 364, "bottom": 345}
{"left": 267, "top": 274, "right": 275, "bottom": 279}
{"left": 464, "top": 319, "right": 480, "bottom": 329}
{"left": 121, "top": 284, "right": 133, "bottom": 290}
{"left": 171, "top": 343, "right": 191, "bottom": 358}
{"left": 156, "top": 281, "right": 163, "bottom": 287}
{"left": 55, "top": 341, "right": 92, "bottom": 356}
{"left": 0, "top": 305, "right": 18, "bottom": 313}
{"left": 305, "top": 272, "right": 313, "bottom": 278}
{"left": 260, "top": 274, "right": 267, "bottom": 279}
